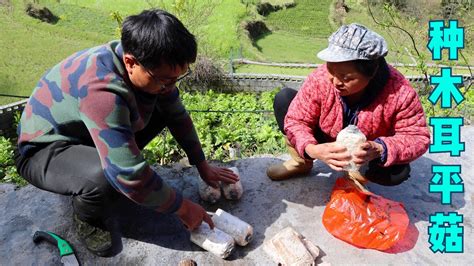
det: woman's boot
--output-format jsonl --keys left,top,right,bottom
{"left": 266, "top": 138, "right": 313, "bottom": 180}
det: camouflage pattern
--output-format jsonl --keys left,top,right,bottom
{"left": 17, "top": 41, "right": 205, "bottom": 213}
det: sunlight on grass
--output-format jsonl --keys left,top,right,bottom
{"left": 254, "top": 32, "right": 327, "bottom": 63}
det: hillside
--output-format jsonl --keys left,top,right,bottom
{"left": 0, "top": 0, "right": 472, "bottom": 104}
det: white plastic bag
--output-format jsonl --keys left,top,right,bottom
{"left": 336, "top": 125, "right": 366, "bottom": 171}
{"left": 197, "top": 177, "right": 221, "bottom": 204}
{"left": 221, "top": 167, "right": 243, "bottom": 200}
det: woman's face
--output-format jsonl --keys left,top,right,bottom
{"left": 326, "top": 61, "right": 372, "bottom": 98}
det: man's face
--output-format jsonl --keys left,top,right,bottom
{"left": 123, "top": 54, "right": 190, "bottom": 95}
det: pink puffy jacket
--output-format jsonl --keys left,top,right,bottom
{"left": 284, "top": 64, "right": 430, "bottom": 167}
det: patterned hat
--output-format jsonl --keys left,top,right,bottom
{"left": 317, "top": 23, "right": 388, "bottom": 62}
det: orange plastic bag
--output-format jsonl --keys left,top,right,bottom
{"left": 322, "top": 177, "right": 409, "bottom": 251}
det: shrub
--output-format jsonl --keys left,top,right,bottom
{"left": 143, "top": 89, "right": 286, "bottom": 164}
{"left": 0, "top": 136, "right": 26, "bottom": 186}
{"left": 244, "top": 20, "right": 271, "bottom": 40}
{"left": 182, "top": 55, "right": 229, "bottom": 92}
{"left": 25, "top": 2, "right": 59, "bottom": 24}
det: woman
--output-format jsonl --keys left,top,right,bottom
{"left": 267, "top": 23, "right": 430, "bottom": 186}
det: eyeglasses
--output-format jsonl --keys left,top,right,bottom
{"left": 144, "top": 66, "right": 192, "bottom": 87}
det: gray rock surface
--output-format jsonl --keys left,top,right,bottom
{"left": 1, "top": 127, "right": 473, "bottom": 265}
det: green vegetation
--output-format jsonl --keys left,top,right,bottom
{"left": 245, "top": 0, "right": 333, "bottom": 62}
{"left": 143, "top": 89, "right": 285, "bottom": 165}
{"left": 235, "top": 64, "right": 313, "bottom": 75}
{"left": 0, "top": 0, "right": 473, "bottom": 188}
{"left": 199, "top": 0, "right": 248, "bottom": 57}
{"left": 0, "top": 0, "right": 250, "bottom": 104}
{"left": 58, "top": 0, "right": 248, "bottom": 58}
{"left": 252, "top": 31, "right": 326, "bottom": 63}
{"left": 343, "top": 0, "right": 473, "bottom": 66}
{"left": 0, "top": 136, "right": 26, "bottom": 186}
{"left": 0, "top": 0, "right": 115, "bottom": 105}
{"left": 265, "top": 0, "right": 334, "bottom": 38}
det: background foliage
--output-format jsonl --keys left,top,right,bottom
{"left": 0, "top": 0, "right": 472, "bottom": 186}
{"left": 142, "top": 88, "right": 285, "bottom": 165}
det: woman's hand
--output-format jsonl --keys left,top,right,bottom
{"left": 196, "top": 161, "right": 240, "bottom": 188}
{"left": 352, "top": 141, "right": 384, "bottom": 167}
{"left": 176, "top": 199, "right": 214, "bottom": 231}
{"left": 305, "top": 142, "right": 351, "bottom": 171}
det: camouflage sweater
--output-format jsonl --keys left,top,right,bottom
{"left": 17, "top": 41, "right": 205, "bottom": 213}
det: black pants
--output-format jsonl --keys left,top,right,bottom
{"left": 15, "top": 107, "right": 169, "bottom": 224}
{"left": 273, "top": 88, "right": 410, "bottom": 186}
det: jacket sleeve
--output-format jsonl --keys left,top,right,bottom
{"left": 156, "top": 89, "right": 205, "bottom": 165}
{"left": 79, "top": 83, "right": 182, "bottom": 214}
{"left": 378, "top": 86, "right": 430, "bottom": 166}
{"left": 284, "top": 73, "right": 321, "bottom": 158}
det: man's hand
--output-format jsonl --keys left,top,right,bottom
{"left": 352, "top": 141, "right": 384, "bottom": 167}
{"left": 305, "top": 142, "right": 351, "bottom": 171}
{"left": 196, "top": 161, "right": 239, "bottom": 188}
{"left": 176, "top": 199, "right": 214, "bottom": 231}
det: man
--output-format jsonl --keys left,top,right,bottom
{"left": 15, "top": 9, "right": 238, "bottom": 257}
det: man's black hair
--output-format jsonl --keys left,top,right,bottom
{"left": 121, "top": 9, "right": 197, "bottom": 70}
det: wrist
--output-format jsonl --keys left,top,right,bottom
{"left": 305, "top": 144, "right": 319, "bottom": 160}
{"left": 375, "top": 142, "right": 384, "bottom": 157}
{"left": 175, "top": 199, "right": 187, "bottom": 216}
{"left": 196, "top": 160, "right": 209, "bottom": 173}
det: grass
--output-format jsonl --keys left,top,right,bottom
{"left": 200, "top": 0, "right": 248, "bottom": 57}
{"left": 58, "top": 0, "right": 248, "bottom": 58}
{"left": 244, "top": 0, "right": 334, "bottom": 62}
{"left": 265, "top": 0, "right": 334, "bottom": 38}
{"left": 0, "top": 0, "right": 472, "bottom": 105}
{"left": 0, "top": 0, "right": 249, "bottom": 104}
{"left": 253, "top": 32, "right": 327, "bottom": 63}
{"left": 0, "top": 0, "right": 115, "bottom": 105}
{"left": 235, "top": 64, "right": 313, "bottom": 75}
{"left": 59, "top": 0, "right": 154, "bottom": 14}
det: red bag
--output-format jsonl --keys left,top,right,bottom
{"left": 322, "top": 178, "right": 409, "bottom": 251}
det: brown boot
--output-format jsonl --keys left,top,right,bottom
{"left": 267, "top": 138, "right": 313, "bottom": 180}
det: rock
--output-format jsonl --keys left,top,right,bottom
{"left": 0, "top": 183, "right": 16, "bottom": 194}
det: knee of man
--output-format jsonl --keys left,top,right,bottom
{"left": 88, "top": 165, "right": 116, "bottom": 197}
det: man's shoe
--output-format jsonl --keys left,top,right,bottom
{"left": 74, "top": 214, "right": 113, "bottom": 257}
